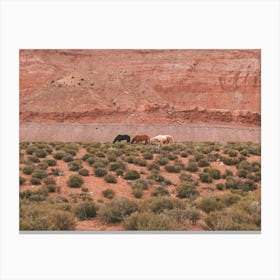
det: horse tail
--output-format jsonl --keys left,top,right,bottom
{"left": 170, "top": 136, "right": 174, "bottom": 144}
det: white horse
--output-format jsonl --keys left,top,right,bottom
{"left": 150, "top": 135, "right": 174, "bottom": 146}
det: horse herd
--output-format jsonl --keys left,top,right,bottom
{"left": 113, "top": 134, "right": 174, "bottom": 146}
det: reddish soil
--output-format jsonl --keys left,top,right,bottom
{"left": 20, "top": 50, "right": 261, "bottom": 127}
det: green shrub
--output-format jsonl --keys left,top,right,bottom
{"left": 68, "top": 161, "right": 83, "bottom": 171}
{"left": 96, "top": 152, "right": 105, "bottom": 158}
{"left": 176, "top": 182, "right": 198, "bottom": 199}
{"left": 32, "top": 170, "right": 48, "bottom": 179}
{"left": 20, "top": 176, "right": 26, "bottom": 185}
{"left": 167, "top": 153, "right": 178, "bottom": 160}
{"left": 147, "top": 171, "right": 164, "bottom": 183}
{"left": 180, "top": 151, "right": 188, "bottom": 158}
{"left": 78, "top": 168, "right": 89, "bottom": 176}
{"left": 109, "top": 161, "right": 127, "bottom": 171}
{"left": 240, "top": 149, "right": 249, "bottom": 156}
{"left": 198, "top": 159, "right": 209, "bottom": 167}
{"left": 208, "top": 168, "right": 221, "bottom": 179}
{"left": 222, "top": 169, "right": 233, "bottom": 178}
{"left": 42, "top": 177, "right": 56, "bottom": 185}
{"left": 81, "top": 187, "right": 88, "bottom": 192}
{"left": 102, "top": 188, "right": 115, "bottom": 199}
{"left": 46, "top": 159, "right": 57, "bottom": 166}
{"left": 67, "top": 174, "right": 84, "bottom": 188}
{"left": 225, "top": 149, "right": 238, "bottom": 157}
{"left": 147, "top": 163, "right": 160, "bottom": 171}
{"left": 199, "top": 172, "right": 212, "bottom": 183}
{"left": 86, "top": 156, "right": 95, "bottom": 165}
{"left": 164, "top": 164, "right": 181, "bottom": 173}
{"left": 124, "top": 211, "right": 182, "bottom": 231}
{"left": 143, "top": 197, "right": 184, "bottom": 213}
{"left": 143, "top": 152, "right": 153, "bottom": 160}
{"left": 115, "top": 169, "right": 124, "bottom": 176}
{"left": 124, "top": 170, "right": 140, "bottom": 180}
{"left": 74, "top": 202, "right": 98, "bottom": 220}
{"left": 104, "top": 174, "right": 117, "bottom": 183}
{"left": 22, "top": 165, "right": 35, "bottom": 175}
{"left": 35, "top": 149, "right": 47, "bottom": 158}
{"left": 180, "top": 173, "right": 194, "bottom": 183}
{"left": 151, "top": 186, "right": 170, "bottom": 197}
{"left": 134, "top": 158, "right": 147, "bottom": 167}
{"left": 82, "top": 153, "right": 94, "bottom": 161}
{"left": 92, "top": 159, "right": 108, "bottom": 169}
{"left": 225, "top": 176, "right": 238, "bottom": 189}
{"left": 53, "top": 151, "right": 66, "bottom": 160}
{"left": 37, "top": 162, "right": 49, "bottom": 170}
{"left": 238, "top": 169, "right": 249, "bottom": 178}
{"left": 220, "top": 193, "right": 241, "bottom": 206}
{"left": 94, "top": 168, "right": 108, "bottom": 177}
{"left": 107, "top": 154, "right": 117, "bottom": 162}
{"left": 156, "top": 156, "right": 169, "bottom": 166}
{"left": 131, "top": 185, "right": 143, "bottom": 198}
{"left": 216, "top": 183, "right": 225, "bottom": 190}
{"left": 62, "top": 154, "right": 74, "bottom": 162}
{"left": 197, "top": 197, "right": 224, "bottom": 213}
{"left": 221, "top": 156, "right": 239, "bottom": 166}
{"left": 28, "top": 156, "right": 40, "bottom": 163}
{"left": 30, "top": 178, "right": 41, "bottom": 185}
{"left": 250, "top": 161, "right": 261, "bottom": 172}
{"left": 97, "top": 197, "right": 138, "bottom": 223}
{"left": 20, "top": 203, "right": 76, "bottom": 230}
{"left": 45, "top": 184, "right": 60, "bottom": 193}
{"left": 131, "top": 179, "right": 149, "bottom": 190}
{"left": 50, "top": 168, "right": 64, "bottom": 176}
{"left": 186, "top": 162, "right": 198, "bottom": 172}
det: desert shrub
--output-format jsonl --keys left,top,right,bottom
{"left": 68, "top": 161, "right": 83, "bottom": 171}
{"left": 147, "top": 162, "right": 160, "bottom": 171}
{"left": 197, "top": 197, "right": 224, "bottom": 213}
{"left": 131, "top": 185, "right": 143, "bottom": 198}
{"left": 207, "top": 168, "right": 221, "bottom": 179}
{"left": 248, "top": 144, "right": 261, "bottom": 156}
{"left": 67, "top": 174, "right": 84, "bottom": 188}
{"left": 22, "top": 165, "right": 35, "bottom": 175}
{"left": 207, "top": 153, "right": 220, "bottom": 162}
{"left": 109, "top": 161, "right": 127, "bottom": 171}
{"left": 240, "top": 149, "right": 249, "bottom": 156}
{"left": 50, "top": 168, "right": 64, "bottom": 176}
{"left": 143, "top": 197, "right": 184, "bottom": 213}
{"left": 250, "top": 161, "right": 261, "bottom": 172}
{"left": 241, "top": 179, "right": 257, "bottom": 191}
{"left": 194, "top": 152, "right": 205, "bottom": 161}
{"left": 151, "top": 186, "right": 170, "bottom": 197}
{"left": 222, "top": 169, "right": 233, "bottom": 178}
{"left": 221, "top": 156, "right": 239, "bottom": 166}
{"left": 20, "top": 189, "right": 33, "bottom": 199}
{"left": 30, "top": 178, "right": 41, "bottom": 185}
{"left": 156, "top": 156, "right": 169, "bottom": 166}
{"left": 237, "top": 160, "right": 251, "bottom": 171}
{"left": 37, "top": 161, "right": 49, "bottom": 170}
{"left": 143, "top": 152, "right": 153, "bottom": 160}
{"left": 94, "top": 168, "right": 108, "bottom": 177}
{"left": 167, "top": 153, "right": 178, "bottom": 160}
{"left": 115, "top": 169, "right": 124, "bottom": 176}
{"left": 32, "top": 170, "right": 48, "bottom": 179}
{"left": 199, "top": 172, "right": 212, "bottom": 183}
{"left": 42, "top": 177, "right": 56, "bottom": 185}
{"left": 164, "top": 164, "right": 181, "bottom": 173}
{"left": 53, "top": 151, "right": 66, "bottom": 160}
{"left": 20, "top": 203, "right": 76, "bottom": 230}
{"left": 133, "top": 158, "right": 147, "bottom": 167}
{"left": 216, "top": 183, "right": 225, "bottom": 190}
{"left": 225, "top": 149, "right": 238, "bottom": 157}
{"left": 97, "top": 197, "right": 138, "bottom": 223}
{"left": 78, "top": 168, "right": 89, "bottom": 176}
{"left": 180, "top": 151, "right": 188, "bottom": 158}
{"left": 238, "top": 169, "right": 249, "bottom": 178}
{"left": 26, "top": 145, "right": 38, "bottom": 155}
{"left": 74, "top": 202, "right": 98, "bottom": 220}
{"left": 220, "top": 193, "right": 241, "bottom": 207}
{"left": 102, "top": 188, "right": 115, "bottom": 199}
{"left": 46, "top": 159, "right": 57, "bottom": 166}
{"left": 92, "top": 159, "right": 108, "bottom": 169}
{"left": 124, "top": 211, "right": 182, "bottom": 230}
{"left": 86, "top": 156, "right": 96, "bottom": 165}
{"left": 198, "top": 159, "right": 209, "bottom": 167}
{"left": 62, "top": 154, "right": 74, "bottom": 162}
{"left": 186, "top": 162, "right": 198, "bottom": 172}
{"left": 96, "top": 152, "right": 106, "bottom": 158}
{"left": 180, "top": 173, "right": 194, "bottom": 183}
{"left": 35, "top": 149, "right": 47, "bottom": 158}
{"left": 82, "top": 153, "right": 94, "bottom": 161}
{"left": 20, "top": 176, "right": 26, "bottom": 185}
{"left": 124, "top": 170, "right": 140, "bottom": 180}
{"left": 176, "top": 182, "right": 198, "bottom": 199}
{"left": 107, "top": 154, "right": 117, "bottom": 162}
{"left": 225, "top": 176, "right": 238, "bottom": 189}
{"left": 45, "top": 184, "right": 60, "bottom": 193}
{"left": 131, "top": 179, "right": 149, "bottom": 190}
{"left": 28, "top": 156, "right": 40, "bottom": 163}
{"left": 147, "top": 171, "right": 165, "bottom": 183}
{"left": 104, "top": 174, "right": 117, "bottom": 183}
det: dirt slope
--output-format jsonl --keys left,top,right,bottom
{"left": 20, "top": 49, "right": 261, "bottom": 126}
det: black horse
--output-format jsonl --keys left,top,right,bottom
{"left": 113, "top": 134, "right": 130, "bottom": 143}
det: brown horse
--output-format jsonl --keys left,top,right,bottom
{"left": 131, "top": 135, "right": 150, "bottom": 144}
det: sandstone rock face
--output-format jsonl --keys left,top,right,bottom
{"left": 20, "top": 49, "right": 260, "bottom": 126}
